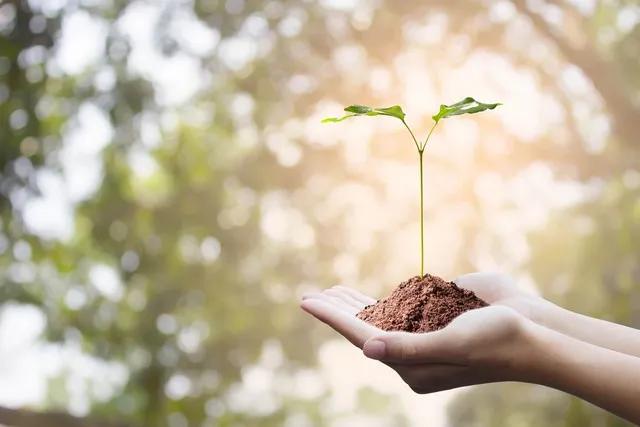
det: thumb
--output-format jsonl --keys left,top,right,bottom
{"left": 362, "top": 330, "right": 454, "bottom": 364}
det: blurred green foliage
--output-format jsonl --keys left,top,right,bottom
{"left": 0, "top": 0, "right": 639, "bottom": 426}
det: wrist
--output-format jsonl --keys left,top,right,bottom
{"left": 512, "top": 317, "right": 575, "bottom": 386}
{"left": 506, "top": 316, "right": 551, "bottom": 383}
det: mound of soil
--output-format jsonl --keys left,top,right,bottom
{"left": 357, "top": 273, "right": 488, "bottom": 332}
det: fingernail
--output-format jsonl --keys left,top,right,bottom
{"left": 363, "top": 340, "right": 386, "bottom": 360}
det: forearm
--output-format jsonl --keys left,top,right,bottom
{"left": 531, "top": 299, "right": 640, "bottom": 357}
{"left": 521, "top": 322, "right": 640, "bottom": 424}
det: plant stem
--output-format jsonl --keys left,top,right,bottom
{"left": 421, "top": 121, "right": 439, "bottom": 150}
{"left": 402, "top": 120, "right": 421, "bottom": 152}
{"left": 417, "top": 121, "right": 438, "bottom": 277}
{"left": 404, "top": 119, "right": 439, "bottom": 278}
{"left": 419, "top": 149, "right": 424, "bottom": 277}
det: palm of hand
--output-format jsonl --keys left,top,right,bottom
{"left": 301, "top": 280, "right": 528, "bottom": 394}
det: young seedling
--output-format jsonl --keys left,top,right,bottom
{"left": 322, "top": 97, "right": 501, "bottom": 277}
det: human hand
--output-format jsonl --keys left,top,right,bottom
{"left": 301, "top": 286, "right": 536, "bottom": 393}
{"left": 302, "top": 283, "right": 640, "bottom": 424}
{"left": 453, "top": 272, "right": 553, "bottom": 325}
{"left": 455, "top": 273, "right": 640, "bottom": 361}
{"left": 300, "top": 285, "right": 382, "bottom": 348}
{"left": 361, "top": 305, "right": 533, "bottom": 393}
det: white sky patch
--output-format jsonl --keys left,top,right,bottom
{"left": 61, "top": 102, "right": 113, "bottom": 202}
{"left": 332, "top": 44, "right": 367, "bottom": 74}
{"left": 402, "top": 12, "right": 449, "bottom": 45}
{"left": 28, "top": 0, "right": 67, "bottom": 17}
{"left": 319, "top": 0, "right": 359, "bottom": 11}
{"left": 62, "top": 345, "right": 129, "bottom": 416}
{"left": 488, "top": 0, "right": 517, "bottom": 22}
{"left": 55, "top": 10, "right": 108, "bottom": 75}
{"left": 116, "top": 1, "right": 207, "bottom": 106}
{"left": 140, "top": 112, "right": 163, "bottom": 148}
{"left": 127, "top": 146, "right": 159, "bottom": 179}
{"left": 559, "top": 65, "right": 609, "bottom": 152}
{"left": 22, "top": 169, "right": 74, "bottom": 241}
{"left": 218, "top": 36, "right": 258, "bottom": 71}
{"left": 560, "top": 65, "right": 593, "bottom": 95}
{"left": 441, "top": 52, "right": 565, "bottom": 143}
{"left": 0, "top": 304, "right": 48, "bottom": 406}
{"left": 565, "top": 0, "right": 596, "bottom": 16}
{"left": 508, "top": 163, "right": 591, "bottom": 226}
{"left": 116, "top": 1, "right": 160, "bottom": 70}
{"left": 170, "top": 8, "right": 220, "bottom": 56}
{"left": 0, "top": 304, "right": 45, "bottom": 352}
{"left": 265, "top": 131, "right": 302, "bottom": 167}
{"left": 152, "top": 52, "right": 204, "bottom": 105}
{"left": 394, "top": 50, "right": 438, "bottom": 118}
{"left": 23, "top": 103, "right": 112, "bottom": 241}
{"left": 165, "top": 373, "right": 192, "bottom": 400}
{"left": 242, "top": 14, "right": 269, "bottom": 38}
{"left": 260, "top": 192, "right": 315, "bottom": 249}
{"left": 200, "top": 236, "right": 221, "bottom": 263}
{"left": 0, "top": 303, "right": 128, "bottom": 412}
{"left": 89, "top": 264, "right": 124, "bottom": 301}
{"left": 94, "top": 65, "right": 117, "bottom": 92}
{"left": 617, "top": 5, "right": 640, "bottom": 34}
{"left": 470, "top": 163, "right": 595, "bottom": 271}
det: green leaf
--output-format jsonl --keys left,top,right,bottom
{"left": 374, "top": 105, "right": 406, "bottom": 120}
{"left": 321, "top": 114, "right": 357, "bottom": 123}
{"left": 432, "top": 97, "right": 501, "bottom": 123}
{"left": 344, "top": 105, "right": 372, "bottom": 114}
{"left": 322, "top": 104, "right": 406, "bottom": 123}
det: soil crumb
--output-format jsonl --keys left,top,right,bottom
{"left": 357, "top": 273, "right": 488, "bottom": 332}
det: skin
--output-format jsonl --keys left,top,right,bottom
{"left": 454, "top": 272, "right": 640, "bottom": 357}
{"left": 300, "top": 273, "right": 640, "bottom": 424}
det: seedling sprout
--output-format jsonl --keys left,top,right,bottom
{"left": 322, "top": 97, "right": 501, "bottom": 277}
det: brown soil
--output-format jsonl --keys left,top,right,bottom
{"left": 357, "top": 273, "right": 489, "bottom": 332}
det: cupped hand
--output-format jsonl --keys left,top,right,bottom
{"left": 454, "top": 272, "right": 550, "bottom": 324}
{"left": 301, "top": 285, "right": 535, "bottom": 394}
{"left": 361, "top": 305, "right": 531, "bottom": 393}
{"left": 300, "top": 285, "right": 382, "bottom": 348}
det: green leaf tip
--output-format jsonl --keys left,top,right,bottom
{"left": 321, "top": 104, "right": 406, "bottom": 123}
{"left": 432, "top": 97, "right": 501, "bottom": 123}
{"left": 321, "top": 114, "right": 356, "bottom": 123}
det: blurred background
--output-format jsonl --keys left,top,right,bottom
{"left": 0, "top": 0, "right": 639, "bottom": 426}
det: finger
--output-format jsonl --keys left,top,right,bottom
{"left": 333, "top": 286, "right": 377, "bottom": 306}
{"left": 301, "top": 291, "right": 322, "bottom": 301}
{"left": 362, "top": 330, "right": 464, "bottom": 365}
{"left": 302, "top": 292, "right": 359, "bottom": 315}
{"left": 323, "top": 294, "right": 360, "bottom": 315}
{"left": 300, "top": 298, "right": 382, "bottom": 348}
{"left": 303, "top": 287, "right": 374, "bottom": 310}
{"left": 454, "top": 272, "right": 513, "bottom": 295}
{"left": 324, "top": 288, "right": 366, "bottom": 311}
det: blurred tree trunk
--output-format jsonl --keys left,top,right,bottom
{"left": 512, "top": 0, "right": 640, "bottom": 146}
{"left": 0, "top": 406, "right": 131, "bottom": 427}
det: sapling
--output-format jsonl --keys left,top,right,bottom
{"left": 322, "top": 97, "right": 501, "bottom": 277}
